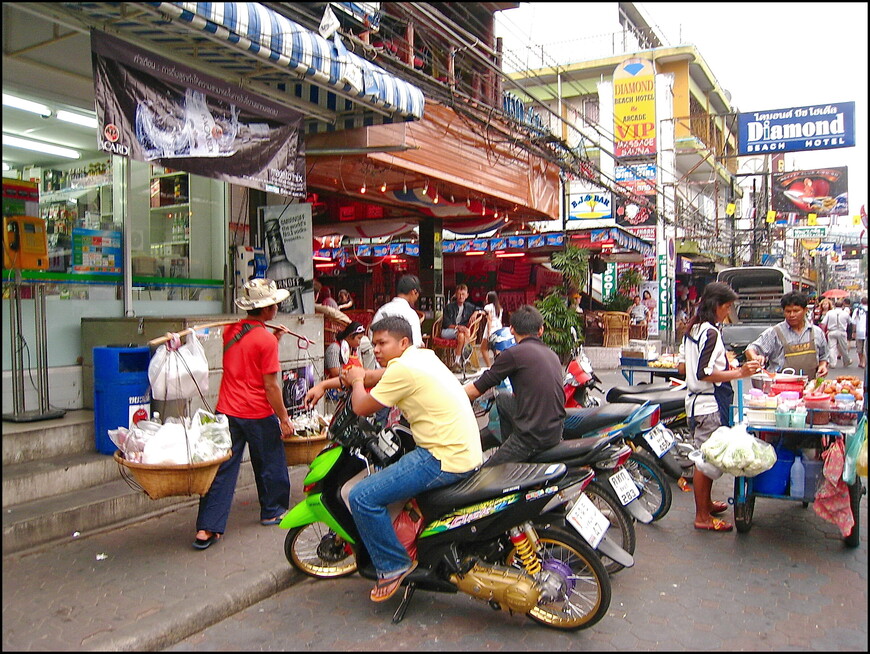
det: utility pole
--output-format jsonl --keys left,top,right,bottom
{"left": 729, "top": 176, "right": 736, "bottom": 267}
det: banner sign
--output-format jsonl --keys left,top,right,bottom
{"left": 615, "top": 163, "right": 657, "bottom": 196}
{"left": 91, "top": 30, "right": 306, "bottom": 197}
{"left": 791, "top": 226, "right": 828, "bottom": 238}
{"left": 613, "top": 58, "right": 657, "bottom": 157}
{"left": 738, "top": 102, "right": 855, "bottom": 155}
{"left": 656, "top": 260, "right": 669, "bottom": 335}
{"left": 568, "top": 181, "right": 613, "bottom": 220}
{"left": 615, "top": 194, "right": 657, "bottom": 228}
{"left": 772, "top": 167, "right": 848, "bottom": 217}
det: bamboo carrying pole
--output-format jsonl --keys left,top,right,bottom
{"left": 147, "top": 320, "right": 315, "bottom": 347}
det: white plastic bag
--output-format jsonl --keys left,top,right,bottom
{"left": 142, "top": 422, "right": 191, "bottom": 465}
{"left": 148, "top": 331, "right": 209, "bottom": 401}
{"left": 701, "top": 423, "right": 777, "bottom": 477}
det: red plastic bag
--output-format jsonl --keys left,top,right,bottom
{"left": 393, "top": 499, "right": 423, "bottom": 560}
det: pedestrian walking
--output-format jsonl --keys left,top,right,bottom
{"left": 850, "top": 296, "right": 867, "bottom": 368}
{"left": 193, "top": 278, "right": 293, "bottom": 550}
{"left": 822, "top": 298, "right": 853, "bottom": 367}
{"left": 479, "top": 290, "right": 504, "bottom": 368}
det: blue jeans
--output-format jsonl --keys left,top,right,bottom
{"left": 348, "top": 447, "right": 475, "bottom": 577}
{"left": 196, "top": 415, "right": 290, "bottom": 534}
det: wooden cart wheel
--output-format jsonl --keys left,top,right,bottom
{"left": 734, "top": 476, "right": 755, "bottom": 533}
{"left": 843, "top": 480, "right": 865, "bottom": 549}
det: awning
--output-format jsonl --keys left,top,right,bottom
{"left": 36, "top": 2, "right": 425, "bottom": 130}
{"left": 151, "top": 2, "right": 425, "bottom": 124}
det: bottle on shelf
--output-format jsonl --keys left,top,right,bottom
{"left": 263, "top": 216, "right": 304, "bottom": 314}
{"left": 789, "top": 454, "right": 805, "bottom": 498}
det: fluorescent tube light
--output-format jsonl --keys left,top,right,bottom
{"left": 56, "top": 110, "right": 98, "bottom": 129}
{"left": 3, "top": 134, "right": 81, "bottom": 159}
{"left": 2, "top": 93, "right": 51, "bottom": 117}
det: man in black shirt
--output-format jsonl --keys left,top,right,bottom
{"left": 464, "top": 305, "right": 565, "bottom": 466}
{"left": 442, "top": 284, "right": 483, "bottom": 372}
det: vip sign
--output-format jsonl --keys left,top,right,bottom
{"left": 657, "top": 254, "right": 670, "bottom": 332}
{"left": 602, "top": 262, "right": 617, "bottom": 300}
{"left": 613, "top": 58, "right": 656, "bottom": 157}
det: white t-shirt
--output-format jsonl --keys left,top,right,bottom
{"left": 482, "top": 303, "right": 503, "bottom": 340}
{"left": 680, "top": 322, "right": 729, "bottom": 417}
{"left": 822, "top": 307, "right": 850, "bottom": 334}
{"left": 371, "top": 296, "right": 423, "bottom": 347}
{"left": 851, "top": 305, "right": 867, "bottom": 340}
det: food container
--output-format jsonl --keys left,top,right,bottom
{"left": 790, "top": 408, "right": 807, "bottom": 429}
{"left": 745, "top": 407, "right": 777, "bottom": 425}
{"left": 830, "top": 393, "right": 858, "bottom": 426}
{"left": 751, "top": 371, "right": 808, "bottom": 395}
{"left": 803, "top": 393, "right": 832, "bottom": 425}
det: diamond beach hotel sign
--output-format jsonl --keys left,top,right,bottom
{"left": 738, "top": 101, "right": 855, "bottom": 155}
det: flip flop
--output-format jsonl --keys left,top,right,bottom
{"left": 711, "top": 501, "right": 728, "bottom": 515}
{"left": 192, "top": 532, "right": 221, "bottom": 550}
{"left": 370, "top": 561, "right": 418, "bottom": 603}
{"left": 260, "top": 514, "right": 286, "bottom": 526}
{"left": 694, "top": 517, "right": 733, "bottom": 532}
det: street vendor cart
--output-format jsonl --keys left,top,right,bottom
{"left": 732, "top": 379, "right": 866, "bottom": 548}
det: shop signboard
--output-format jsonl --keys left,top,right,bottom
{"left": 656, "top": 257, "right": 669, "bottom": 335}
{"left": 613, "top": 58, "right": 657, "bottom": 158}
{"left": 738, "top": 102, "right": 855, "bottom": 155}
{"left": 771, "top": 167, "right": 848, "bottom": 217}
{"left": 615, "top": 194, "right": 657, "bottom": 228}
{"left": 567, "top": 180, "right": 613, "bottom": 222}
{"left": 602, "top": 262, "right": 617, "bottom": 301}
{"left": 791, "top": 226, "right": 829, "bottom": 239}
{"left": 262, "top": 203, "right": 313, "bottom": 313}
{"left": 615, "top": 163, "right": 657, "bottom": 196}
{"left": 92, "top": 31, "right": 306, "bottom": 198}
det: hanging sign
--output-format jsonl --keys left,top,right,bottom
{"left": 613, "top": 58, "right": 657, "bottom": 157}
{"left": 91, "top": 30, "right": 306, "bottom": 197}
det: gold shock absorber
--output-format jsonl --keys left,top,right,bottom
{"left": 509, "top": 526, "right": 541, "bottom": 575}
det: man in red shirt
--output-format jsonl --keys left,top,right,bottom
{"left": 193, "top": 278, "right": 294, "bottom": 549}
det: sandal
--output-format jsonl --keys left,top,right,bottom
{"left": 370, "top": 561, "right": 418, "bottom": 603}
{"left": 711, "top": 501, "right": 728, "bottom": 515}
{"left": 694, "top": 517, "right": 733, "bottom": 532}
{"left": 192, "top": 531, "right": 222, "bottom": 550}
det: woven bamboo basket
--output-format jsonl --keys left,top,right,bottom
{"left": 113, "top": 451, "right": 231, "bottom": 500}
{"left": 283, "top": 432, "right": 329, "bottom": 466}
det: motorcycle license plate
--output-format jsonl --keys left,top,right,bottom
{"left": 566, "top": 493, "right": 609, "bottom": 549}
{"left": 643, "top": 424, "right": 675, "bottom": 458}
{"left": 608, "top": 468, "right": 641, "bottom": 505}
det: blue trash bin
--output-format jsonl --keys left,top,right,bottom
{"left": 93, "top": 345, "right": 151, "bottom": 455}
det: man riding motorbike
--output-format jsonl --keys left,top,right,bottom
{"left": 342, "top": 315, "right": 483, "bottom": 602}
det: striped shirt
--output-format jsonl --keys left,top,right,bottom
{"left": 747, "top": 319, "right": 829, "bottom": 373}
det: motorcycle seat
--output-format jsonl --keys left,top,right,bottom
{"left": 606, "top": 382, "right": 673, "bottom": 402}
{"left": 563, "top": 404, "right": 636, "bottom": 439}
{"left": 529, "top": 432, "right": 622, "bottom": 464}
{"left": 417, "top": 461, "right": 567, "bottom": 518}
{"left": 609, "top": 389, "right": 687, "bottom": 413}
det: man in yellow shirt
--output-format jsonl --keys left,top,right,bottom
{"left": 343, "top": 315, "right": 482, "bottom": 603}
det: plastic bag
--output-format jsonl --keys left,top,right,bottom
{"left": 701, "top": 423, "right": 777, "bottom": 477}
{"left": 857, "top": 434, "right": 867, "bottom": 478}
{"left": 142, "top": 422, "right": 190, "bottom": 465}
{"left": 393, "top": 499, "right": 423, "bottom": 561}
{"left": 148, "top": 331, "right": 209, "bottom": 401}
{"left": 843, "top": 416, "right": 866, "bottom": 485}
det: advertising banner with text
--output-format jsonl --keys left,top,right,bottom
{"left": 771, "top": 167, "right": 848, "bottom": 217}
{"left": 91, "top": 30, "right": 306, "bottom": 197}
{"left": 738, "top": 102, "right": 854, "bottom": 155}
{"left": 613, "top": 58, "right": 657, "bottom": 157}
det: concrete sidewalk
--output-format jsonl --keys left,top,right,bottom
{"left": 2, "top": 467, "right": 309, "bottom": 652}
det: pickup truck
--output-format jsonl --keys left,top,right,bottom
{"left": 717, "top": 266, "right": 791, "bottom": 358}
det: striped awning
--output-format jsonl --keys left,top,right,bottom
{"left": 149, "top": 2, "right": 425, "bottom": 123}
{"left": 38, "top": 2, "right": 424, "bottom": 132}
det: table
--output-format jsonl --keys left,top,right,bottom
{"left": 620, "top": 365, "right": 682, "bottom": 385}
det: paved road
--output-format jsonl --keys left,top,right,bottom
{"left": 168, "top": 364, "right": 868, "bottom": 652}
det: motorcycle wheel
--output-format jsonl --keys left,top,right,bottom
{"left": 284, "top": 522, "right": 358, "bottom": 578}
{"left": 624, "top": 450, "right": 673, "bottom": 521}
{"left": 504, "top": 526, "right": 611, "bottom": 631}
{"left": 583, "top": 481, "right": 636, "bottom": 575}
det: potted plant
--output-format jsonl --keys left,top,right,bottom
{"left": 535, "top": 245, "right": 587, "bottom": 363}
{"left": 604, "top": 268, "right": 644, "bottom": 312}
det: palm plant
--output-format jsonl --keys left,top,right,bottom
{"left": 535, "top": 244, "right": 587, "bottom": 363}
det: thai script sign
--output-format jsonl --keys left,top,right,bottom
{"left": 738, "top": 102, "right": 854, "bottom": 155}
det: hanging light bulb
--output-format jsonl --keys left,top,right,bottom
{"left": 433, "top": 188, "right": 439, "bottom": 204}
{"left": 450, "top": 194, "right": 455, "bottom": 204}
{"left": 360, "top": 182, "right": 367, "bottom": 194}
{"left": 494, "top": 210, "right": 499, "bottom": 219}
{"left": 423, "top": 179, "right": 429, "bottom": 194}
{"left": 403, "top": 179, "right": 407, "bottom": 193}
{"left": 504, "top": 216, "right": 509, "bottom": 223}
{"left": 466, "top": 197, "right": 471, "bottom": 208}
{"left": 481, "top": 200, "right": 486, "bottom": 215}
{"left": 380, "top": 181, "right": 387, "bottom": 193}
